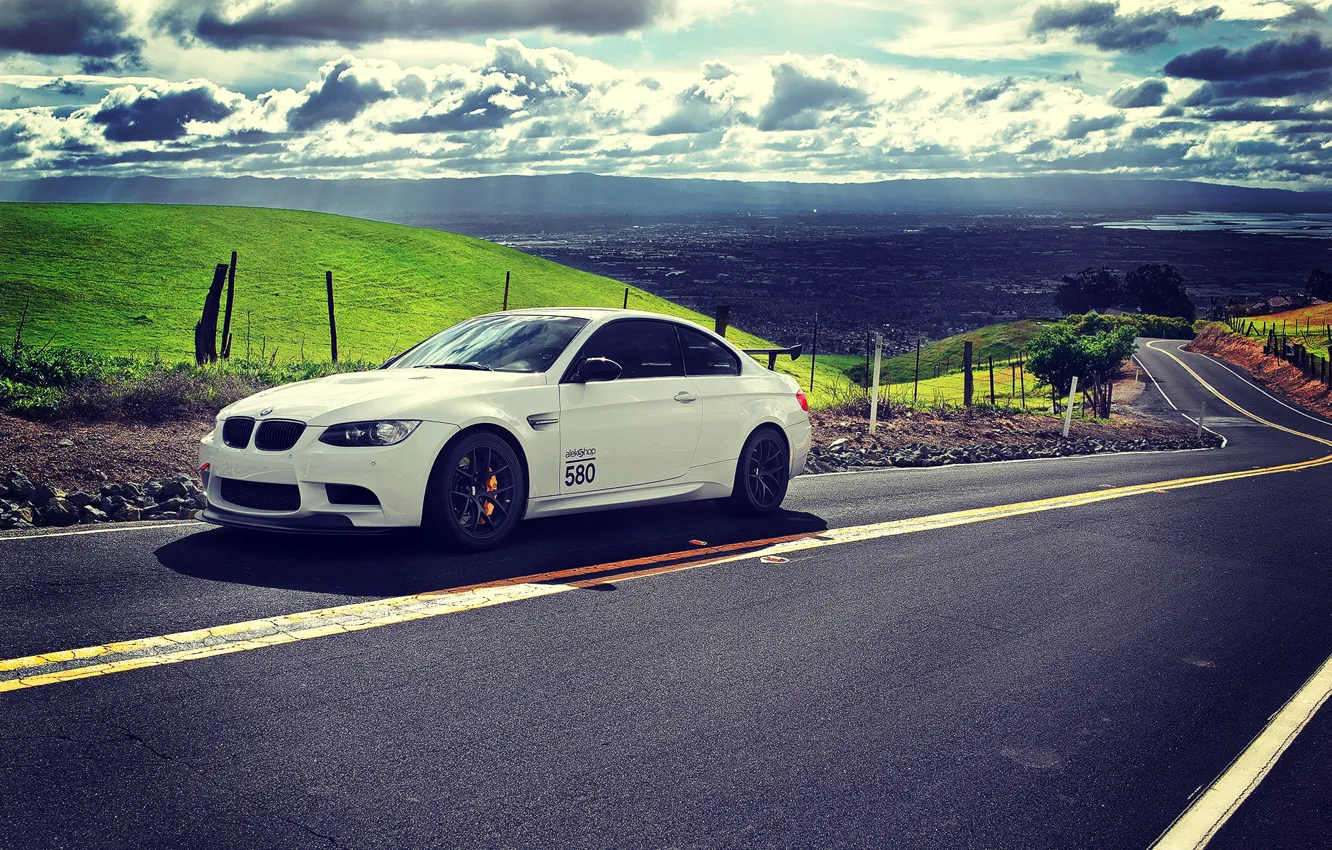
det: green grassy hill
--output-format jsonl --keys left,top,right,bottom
{"left": 0, "top": 203, "right": 849, "bottom": 402}
{"left": 820, "top": 319, "right": 1050, "bottom": 386}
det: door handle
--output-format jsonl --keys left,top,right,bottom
{"left": 674, "top": 391, "right": 698, "bottom": 403}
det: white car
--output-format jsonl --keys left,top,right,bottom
{"left": 198, "top": 308, "right": 812, "bottom": 550}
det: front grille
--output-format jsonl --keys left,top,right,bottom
{"left": 219, "top": 478, "right": 301, "bottom": 512}
{"left": 326, "top": 484, "right": 381, "bottom": 506}
{"left": 254, "top": 420, "right": 306, "bottom": 452}
{"left": 222, "top": 417, "right": 254, "bottom": 449}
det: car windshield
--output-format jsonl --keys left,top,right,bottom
{"left": 386, "top": 314, "right": 590, "bottom": 373}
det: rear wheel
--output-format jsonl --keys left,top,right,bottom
{"left": 729, "top": 427, "right": 790, "bottom": 516}
{"left": 423, "top": 431, "right": 526, "bottom": 551}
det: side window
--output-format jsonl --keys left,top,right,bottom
{"left": 574, "top": 320, "right": 684, "bottom": 380}
{"left": 677, "top": 326, "right": 741, "bottom": 377}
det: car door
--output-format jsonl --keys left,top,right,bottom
{"left": 675, "top": 324, "right": 751, "bottom": 467}
{"left": 558, "top": 319, "right": 702, "bottom": 494}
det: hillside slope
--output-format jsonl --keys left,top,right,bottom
{"left": 0, "top": 203, "right": 847, "bottom": 399}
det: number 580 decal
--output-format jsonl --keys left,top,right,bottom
{"left": 565, "top": 462, "right": 596, "bottom": 487}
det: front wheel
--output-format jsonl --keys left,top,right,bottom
{"left": 423, "top": 431, "right": 526, "bottom": 551}
{"left": 729, "top": 427, "right": 790, "bottom": 516}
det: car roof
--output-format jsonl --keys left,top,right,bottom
{"left": 494, "top": 307, "right": 707, "bottom": 326}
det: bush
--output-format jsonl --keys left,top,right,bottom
{"left": 0, "top": 343, "right": 379, "bottom": 421}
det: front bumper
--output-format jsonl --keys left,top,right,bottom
{"left": 198, "top": 420, "right": 459, "bottom": 530}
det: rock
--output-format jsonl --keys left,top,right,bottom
{"left": 79, "top": 505, "right": 108, "bottom": 524}
{"left": 134, "top": 496, "right": 154, "bottom": 509}
{"left": 143, "top": 479, "right": 165, "bottom": 499}
{"left": 101, "top": 495, "right": 127, "bottom": 514}
{"left": 158, "top": 497, "right": 192, "bottom": 514}
{"left": 56, "top": 438, "right": 74, "bottom": 447}
{"left": 827, "top": 438, "right": 848, "bottom": 451}
{"left": 39, "top": 497, "right": 78, "bottom": 527}
{"left": 153, "top": 511, "right": 180, "bottom": 520}
{"left": 93, "top": 469, "right": 108, "bottom": 482}
{"left": 5, "top": 471, "right": 33, "bottom": 502}
{"left": 11, "top": 507, "right": 32, "bottom": 524}
{"left": 193, "top": 493, "right": 209, "bottom": 509}
{"left": 119, "top": 482, "right": 142, "bottom": 500}
{"left": 66, "top": 491, "right": 95, "bottom": 508}
{"left": 112, "top": 505, "right": 142, "bottom": 523}
{"left": 157, "top": 480, "right": 189, "bottom": 501}
{"left": 30, "top": 484, "right": 63, "bottom": 506}
{"left": 100, "top": 482, "right": 123, "bottom": 499}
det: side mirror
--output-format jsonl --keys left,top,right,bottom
{"left": 575, "top": 357, "right": 622, "bottom": 383}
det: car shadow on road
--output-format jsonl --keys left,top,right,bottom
{"left": 155, "top": 503, "right": 828, "bottom": 598}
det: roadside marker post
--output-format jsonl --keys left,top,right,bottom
{"left": 1197, "top": 400, "right": 1207, "bottom": 440}
{"left": 869, "top": 332, "right": 883, "bottom": 435}
{"left": 1062, "top": 376, "right": 1078, "bottom": 439}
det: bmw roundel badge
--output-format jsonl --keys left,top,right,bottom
{"left": 260, "top": 407, "right": 273, "bottom": 416}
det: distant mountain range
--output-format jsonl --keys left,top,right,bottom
{"left": 1, "top": 174, "right": 1330, "bottom": 216}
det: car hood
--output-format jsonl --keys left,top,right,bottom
{"left": 220, "top": 368, "right": 547, "bottom": 424}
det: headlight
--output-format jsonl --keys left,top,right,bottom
{"left": 318, "top": 420, "right": 421, "bottom": 447}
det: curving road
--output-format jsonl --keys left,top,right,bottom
{"left": 2, "top": 340, "right": 1331, "bottom": 850}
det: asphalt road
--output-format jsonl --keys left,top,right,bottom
{"left": 2, "top": 340, "right": 1331, "bottom": 850}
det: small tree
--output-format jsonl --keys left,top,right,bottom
{"left": 1054, "top": 267, "right": 1124, "bottom": 315}
{"left": 1026, "top": 324, "right": 1085, "bottom": 412}
{"left": 1307, "top": 268, "right": 1332, "bottom": 300}
{"left": 1027, "top": 321, "right": 1136, "bottom": 417}
{"left": 1124, "top": 263, "right": 1195, "bottom": 321}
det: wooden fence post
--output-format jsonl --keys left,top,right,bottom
{"left": 809, "top": 312, "right": 818, "bottom": 392}
{"left": 326, "top": 270, "right": 338, "bottom": 363}
{"left": 913, "top": 337, "right": 921, "bottom": 404}
{"left": 715, "top": 304, "right": 730, "bottom": 338}
{"left": 963, "top": 341, "right": 974, "bottom": 408}
{"left": 502, "top": 271, "right": 510, "bottom": 311}
{"left": 1019, "top": 353, "right": 1026, "bottom": 409}
{"left": 193, "top": 263, "right": 227, "bottom": 365}
{"left": 623, "top": 287, "right": 629, "bottom": 309}
{"left": 220, "top": 250, "right": 237, "bottom": 359}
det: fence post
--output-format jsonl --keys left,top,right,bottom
{"left": 988, "top": 356, "right": 995, "bottom": 405}
{"left": 1019, "top": 353, "right": 1026, "bottom": 408}
{"left": 1062, "top": 376, "right": 1078, "bottom": 438}
{"left": 220, "top": 250, "right": 237, "bottom": 359}
{"left": 963, "top": 341, "right": 974, "bottom": 407}
{"left": 869, "top": 333, "right": 883, "bottom": 435}
{"left": 913, "top": 337, "right": 921, "bottom": 404}
{"left": 809, "top": 312, "right": 818, "bottom": 392}
{"left": 623, "top": 287, "right": 629, "bottom": 309}
{"left": 194, "top": 263, "right": 227, "bottom": 365}
{"left": 715, "top": 304, "right": 730, "bottom": 338}
{"left": 326, "top": 270, "right": 338, "bottom": 363}
{"left": 502, "top": 270, "right": 510, "bottom": 311}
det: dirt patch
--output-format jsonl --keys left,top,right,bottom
{"left": 0, "top": 413, "right": 212, "bottom": 491}
{"left": 1186, "top": 325, "right": 1332, "bottom": 418}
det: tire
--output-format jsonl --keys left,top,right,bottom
{"left": 729, "top": 427, "right": 790, "bottom": 516}
{"left": 423, "top": 430, "right": 527, "bottom": 551}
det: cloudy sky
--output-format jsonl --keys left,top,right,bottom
{"left": 1, "top": 0, "right": 1331, "bottom": 186}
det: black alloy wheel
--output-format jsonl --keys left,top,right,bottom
{"left": 730, "top": 427, "right": 789, "bottom": 515}
{"left": 425, "top": 432, "right": 526, "bottom": 551}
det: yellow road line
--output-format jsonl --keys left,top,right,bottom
{"left": 3, "top": 345, "right": 1331, "bottom": 703}
{"left": 1139, "top": 341, "right": 1332, "bottom": 849}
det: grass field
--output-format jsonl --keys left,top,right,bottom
{"left": 0, "top": 203, "right": 853, "bottom": 404}
{"left": 817, "top": 319, "right": 1049, "bottom": 385}
{"left": 1234, "top": 305, "right": 1332, "bottom": 360}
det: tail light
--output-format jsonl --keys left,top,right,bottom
{"left": 796, "top": 389, "right": 809, "bottom": 412}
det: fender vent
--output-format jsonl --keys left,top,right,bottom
{"left": 326, "top": 484, "right": 381, "bottom": 506}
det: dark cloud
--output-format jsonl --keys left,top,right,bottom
{"left": 1184, "top": 71, "right": 1332, "bottom": 106}
{"left": 1063, "top": 113, "right": 1124, "bottom": 139}
{"left": 1199, "top": 102, "right": 1332, "bottom": 122}
{"left": 966, "top": 77, "right": 1015, "bottom": 106}
{"left": 1031, "top": 1, "right": 1221, "bottom": 54}
{"left": 1108, "top": 78, "right": 1167, "bottom": 108}
{"left": 1165, "top": 33, "right": 1332, "bottom": 81}
{"left": 288, "top": 57, "right": 394, "bottom": 131}
{"left": 1007, "top": 89, "right": 1042, "bottom": 111}
{"left": 0, "top": 120, "right": 30, "bottom": 161}
{"left": 0, "top": 0, "right": 144, "bottom": 71}
{"left": 650, "top": 85, "right": 731, "bottom": 136}
{"left": 1129, "top": 120, "right": 1198, "bottom": 140}
{"left": 757, "top": 60, "right": 867, "bottom": 131}
{"left": 40, "top": 78, "right": 89, "bottom": 97}
{"left": 92, "top": 84, "right": 237, "bottom": 142}
{"left": 386, "top": 85, "right": 519, "bottom": 134}
{"left": 155, "top": 0, "right": 671, "bottom": 48}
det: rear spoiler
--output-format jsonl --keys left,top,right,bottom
{"left": 743, "top": 344, "right": 803, "bottom": 370}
